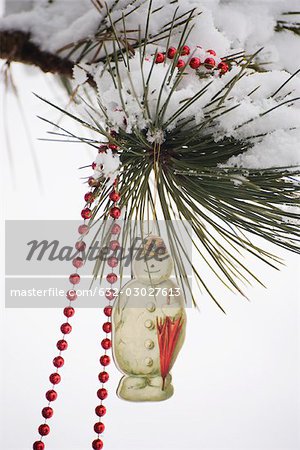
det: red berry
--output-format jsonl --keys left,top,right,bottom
{"left": 167, "top": 47, "right": 177, "bottom": 59}
{"left": 45, "top": 390, "right": 57, "bottom": 402}
{"left": 107, "top": 256, "right": 118, "bottom": 268}
{"left": 98, "top": 371, "right": 109, "bottom": 383}
{"left": 66, "top": 289, "right": 77, "bottom": 301}
{"left": 100, "top": 355, "right": 110, "bottom": 366}
{"left": 106, "top": 273, "right": 118, "bottom": 284}
{"left": 57, "top": 339, "right": 68, "bottom": 351}
{"left": 38, "top": 424, "right": 50, "bottom": 436}
{"left": 181, "top": 45, "right": 190, "bottom": 55}
{"left": 207, "top": 49, "right": 216, "bottom": 56}
{"left": 111, "top": 223, "right": 121, "bottom": 235}
{"left": 64, "top": 307, "right": 75, "bottom": 318}
{"left": 97, "top": 388, "right": 108, "bottom": 400}
{"left": 109, "top": 190, "right": 120, "bottom": 202}
{"left": 84, "top": 192, "right": 95, "bottom": 203}
{"left": 94, "top": 422, "right": 105, "bottom": 434}
{"left": 75, "top": 241, "right": 86, "bottom": 251}
{"left": 69, "top": 273, "right": 80, "bottom": 285}
{"left": 155, "top": 52, "right": 165, "bottom": 64}
{"left": 73, "top": 256, "right": 84, "bottom": 269}
{"left": 53, "top": 356, "right": 64, "bottom": 368}
{"left": 109, "top": 240, "right": 120, "bottom": 251}
{"left": 104, "top": 306, "right": 112, "bottom": 317}
{"left": 204, "top": 57, "right": 216, "bottom": 68}
{"left": 92, "top": 439, "right": 103, "bottom": 450}
{"left": 61, "top": 323, "right": 72, "bottom": 334}
{"left": 78, "top": 224, "right": 89, "bottom": 235}
{"left": 218, "top": 61, "right": 229, "bottom": 73}
{"left": 103, "top": 322, "right": 112, "bottom": 333}
{"left": 101, "top": 338, "right": 111, "bottom": 350}
{"left": 95, "top": 405, "right": 106, "bottom": 417}
{"left": 189, "top": 57, "right": 201, "bottom": 69}
{"left": 49, "top": 373, "right": 61, "bottom": 385}
{"left": 33, "top": 441, "right": 45, "bottom": 450}
{"left": 42, "top": 406, "right": 53, "bottom": 419}
{"left": 108, "top": 143, "right": 119, "bottom": 151}
{"left": 176, "top": 59, "right": 185, "bottom": 69}
{"left": 109, "top": 206, "right": 121, "bottom": 219}
{"left": 81, "top": 208, "right": 92, "bottom": 219}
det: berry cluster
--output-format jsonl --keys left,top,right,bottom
{"left": 154, "top": 45, "right": 229, "bottom": 76}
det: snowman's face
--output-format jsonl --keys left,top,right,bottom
{"left": 132, "top": 237, "right": 173, "bottom": 285}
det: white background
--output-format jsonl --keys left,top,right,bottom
{"left": 1, "top": 29, "right": 300, "bottom": 450}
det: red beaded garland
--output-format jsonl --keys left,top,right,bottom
{"left": 110, "top": 206, "right": 121, "bottom": 219}
{"left": 100, "top": 355, "right": 110, "bottom": 366}
{"left": 101, "top": 338, "right": 111, "bottom": 350}
{"left": 94, "top": 422, "right": 105, "bottom": 434}
{"left": 105, "top": 289, "right": 115, "bottom": 300}
{"left": 204, "top": 57, "right": 216, "bottom": 68}
{"left": 218, "top": 61, "right": 229, "bottom": 73}
{"left": 109, "top": 240, "right": 120, "bottom": 251}
{"left": 97, "top": 388, "right": 108, "bottom": 400}
{"left": 42, "top": 406, "right": 53, "bottom": 419}
{"left": 38, "top": 424, "right": 50, "bottom": 436}
{"left": 66, "top": 289, "right": 77, "bottom": 301}
{"left": 57, "top": 339, "right": 68, "bottom": 351}
{"left": 69, "top": 273, "right": 80, "bottom": 285}
{"left": 95, "top": 405, "right": 106, "bottom": 417}
{"left": 102, "top": 322, "right": 112, "bottom": 333}
{"left": 53, "top": 356, "right": 65, "bottom": 368}
{"left": 81, "top": 208, "right": 92, "bottom": 219}
{"left": 106, "top": 273, "right": 118, "bottom": 284}
{"left": 167, "top": 47, "right": 177, "bottom": 59}
{"left": 78, "top": 224, "right": 89, "bottom": 235}
{"left": 181, "top": 45, "right": 190, "bottom": 55}
{"left": 75, "top": 241, "right": 86, "bottom": 251}
{"left": 33, "top": 441, "right": 45, "bottom": 450}
{"left": 155, "top": 52, "right": 165, "bottom": 63}
{"left": 177, "top": 59, "right": 185, "bottom": 69}
{"left": 60, "top": 323, "right": 72, "bottom": 334}
{"left": 92, "top": 439, "right": 104, "bottom": 450}
{"left": 104, "top": 306, "right": 112, "bottom": 317}
{"left": 98, "top": 371, "right": 109, "bottom": 383}
{"left": 73, "top": 256, "right": 84, "bottom": 269}
{"left": 64, "top": 306, "right": 75, "bottom": 318}
{"left": 111, "top": 223, "right": 121, "bottom": 235}
{"left": 109, "top": 190, "right": 120, "bottom": 202}
{"left": 189, "top": 57, "right": 201, "bottom": 69}
{"left": 107, "top": 256, "right": 118, "bottom": 268}
{"left": 49, "top": 373, "right": 61, "bottom": 385}
{"left": 45, "top": 390, "right": 57, "bottom": 402}
{"left": 84, "top": 192, "right": 95, "bottom": 203}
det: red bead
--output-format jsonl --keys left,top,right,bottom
{"left": 84, "top": 192, "right": 95, "bottom": 203}
{"left": 107, "top": 256, "right": 118, "bottom": 268}
{"left": 155, "top": 52, "right": 165, "bottom": 64}
{"left": 105, "top": 289, "right": 115, "bottom": 300}
{"left": 98, "top": 371, "right": 109, "bottom": 383}
{"left": 97, "top": 388, "right": 108, "bottom": 400}
{"left": 38, "top": 424, "right": 50, "bottom": 436}
{"left": 189, "top": 57, "right": 201, "bottom": 69}
{"left": 75, "top": 241, "right": 86, "bottom": 251}
{"left": 33, "top": 441, "right": 45, "bottom": 450}
{"left": 101, "top": 338, "right": 111, "bottom": 350}
{"left": 207, "top": 49, "right": 216, "bottom": 56}
{"left": 106, "top": 273, "right": 118, "bottom": 284}
{"left": 53, "top": 356, "right": 64, "bottom": 368}
{"left": 45, "top": 390, "right": 57, "bottom": 402}
{"left": 204, "top": 57, "right": 216, "bottom": 68}
{"left": 102, "top": 322, "right": 112, "bottom": 333}
{"left": 100, "top": 355, "right": 110, "bottom": 366}
{"left": 109, "top": 190, "right": 120, "bottom": 202}
{"left": 167, "top": 47, "right": 177, "bottom": 59}
{"left": 49, "top": 373, "right": 61, "bottom": 385}
{"left": 95, "top": 405, "right": 106, "bottom": 417}
{"left": 61, "top": 323, "right": 72, "bottom": 334}
{"left": 73, "top": 256, "right": 84, "bottom": 269}
{"left": 109, "top": 240, "right": 120, "bottom": 251}
{"left": 94, "top": 422, "right": 105, "bottom": 434}
{"left": 111, "top": 223, "right": 121, "bottom": 235}
{"left": 66, "top": 289, "right": 77, "bottom": 301}
{"left": 69, "top": 273, "right": 80, "bottom": 285}
{"left": 81, "top": 208, "right": 92, "bottom": 219}
{"left": 218, "top": 61, "right": 229, "bottom": 73}
{"left": 181, "top": 45, "right": 190, "bottom": 55}
{"left": 78, "top": 224, "right": 89, "bottom": 235}
{"left": 104, "top": 306, "right": 112, "bottom": 317}
{"left": 108, "top": 143, "right": 119, "bottom": 151}
{"left": 110, "top": 206, "right": 121, "bottom": 219}
{"left": 64, "top": 306, "right": 75, "bottom": 318}
{"left": 92, "top": 439, "right": 103, "bottom": 450}
{"left": 88, "top": 177, "right": 101, "bottom": 187}
{"left": 57, "top": 339, "right": 68, "bottom": 351}
{"left": 176, "top": 59, "right": 185, "bottom": 69}
{"left": 92, "top": 162, "right": 97, "bottom": 170}
{"left": 42, "top": 406, "right": 53, "bottom": 419}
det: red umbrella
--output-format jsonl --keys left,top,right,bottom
{"left": 156, "top": 315, "right": 184, "bottom": 390}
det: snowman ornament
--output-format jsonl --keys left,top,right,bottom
{"left": 112, "top": 235, "right": 186, "bottom": 401}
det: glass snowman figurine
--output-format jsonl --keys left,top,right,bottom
{"left": 112, "top": 235, "right": 186, "bottom": 401}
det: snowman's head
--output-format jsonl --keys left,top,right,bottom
{"left": 132, "top": 235, "right": 173, "bottom": 285}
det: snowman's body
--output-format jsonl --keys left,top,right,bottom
{"left": 112, "top": 237, "right": 186, "bottom": 401}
